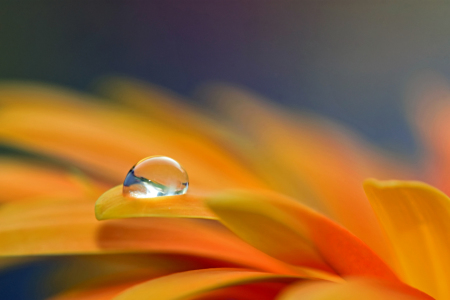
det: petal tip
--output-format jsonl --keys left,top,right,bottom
{"left": 364, "top": 178, "right": 444, "bottom": 195}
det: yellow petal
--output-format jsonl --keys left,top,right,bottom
{"left": 0, "top": 198, "right": 300, "bottom": 275}
{"left": 278, "top": 279, "right": 433, "bottom": 300}
{"left": 113, "top": 268, "right": 300, "bottom": 300}
{"left": 206, "top": 190, "right": 399, "bottom": 281}
{"left": 95, "top": 185, "right": 215, "bottom": 220}
{"left": 364, "top": 179, "right": 450, "bottom": 299}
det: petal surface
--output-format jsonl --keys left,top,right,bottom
{"left": 364, "top": 179, "right": 450, "bottom": 299}
{"left": 95, "top": 185, "right": 215, "bottom": 220}
{"left": 113, "top": 268, "right": 300, "bottom": 300}
{"left": 278, "top": 279, "right": 433, "bottom": 300}
{"left": 207, "top": 190, "right": 399, "bottom": 281}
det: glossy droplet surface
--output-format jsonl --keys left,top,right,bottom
{"left": 123, "top": 156, "right": 188, "bottom": 198}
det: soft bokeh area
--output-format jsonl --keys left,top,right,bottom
{"left": 2, "top": 2, "right": 450, "bottom": 300}
{"left": 3, "top": 2, "right": 450, "bottom": 154}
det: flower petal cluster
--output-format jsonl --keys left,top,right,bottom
{"left": 0, "top": 78, "right": 448, "bottom": 299}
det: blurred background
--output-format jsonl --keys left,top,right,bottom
{"left": 2, "top": 1, "right": 450, "bottom": 299}
{"left": 3, "top": 1, "right": 450, "bottom": 155}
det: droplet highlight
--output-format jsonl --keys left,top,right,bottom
{"left": 123, "top": 156, "right": 189, "bottom": 198}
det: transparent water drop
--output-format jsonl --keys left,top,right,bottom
{"left": 123, "top": 156, "right": 189, "bottom": 198}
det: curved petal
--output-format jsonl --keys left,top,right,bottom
{"left": 206, "top": 190, "right": 399, "bottom": 282}
{"left": 0, "top": 198, "right": 305, "bottom": 276}
{"left": 364, "top": 179, "right": 450, "bottom": 299}
{"left": 0, "top": 83, "right": 266, "bottom": 192}
{"left": 199, "top": 84, "right": 413, "bottom": 266}
{"left": 113, "top": 268, "right": 300, "bottom": 300}
{"left": 278, "top": 279, "right": 433, "bottom": 300}
{"left": 95, "top": 185, "right": 215, "bottom": 220}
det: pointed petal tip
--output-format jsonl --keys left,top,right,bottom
{"left": 363, "top": 178, "right": 447, "bottom": 196}
{"left": 364, "top": 178, "right": 450, "bottom": 299}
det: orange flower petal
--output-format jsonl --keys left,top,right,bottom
{"left": 278, "top": 279, "right": 433, "bottom": 300}
{"left": 113, "top": 268, "right": 300, "bottom": 300}
{"left": 364, "top": 179, "right": 450, "bottom": 299}
{"left": 0, "top": 198, "right": 302, "bottom": 275}
{"left": 206, "top": 190, "right": 399, "bottom": 282}
{"left": 200, "top": 84, "right": 413, "bottom": 266}
{"left": 95, "top": 185, "right": 215, "bottom": 220}
{"left": 0, "top": 83, "right": 266, "bottom": 192}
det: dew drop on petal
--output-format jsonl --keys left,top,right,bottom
{"left": 123, "top": 156, "right": 189, "bottom": 198}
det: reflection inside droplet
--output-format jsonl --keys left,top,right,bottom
{"left": 123, "top": 156, "right": 189, "bottom": 198}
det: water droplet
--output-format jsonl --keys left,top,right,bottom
{"left": 123, "top": 156, "right": 189, "bottom": 198}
